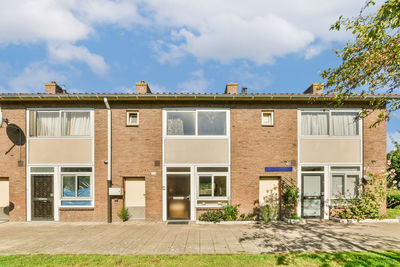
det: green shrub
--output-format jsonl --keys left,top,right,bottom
{"left": 117, "top": 207, "right": 129, "bottom": 222}
{"left": 282, "top": 185, "right": 299, "bottom": 218}
{"left": 221, "top": 203, "right": 240, "bottom": 221}
{"left": 199, "top": 210, "right": 224, "bottom": 223}
{"left": 260, "top": 186, "right": 280, "bottom": 223}
{"left": 237, "top": 213, "right": 254, "bottom": 221}
{"left": 387, "top": 189, "right": 400, "bottom": 208}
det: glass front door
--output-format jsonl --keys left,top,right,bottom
{"left": 302, "top": 174, "right": 323, "bottom": 218}
{"left": 31, "top": 175, "right": 54, "bottom": 220}
{"left": 167, "top": 174, "right": 190, "bottom": 220}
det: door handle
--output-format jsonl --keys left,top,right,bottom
{"left": 186, "top": 195, "right": 190, "bottom": 200}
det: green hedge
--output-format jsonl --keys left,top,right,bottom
{"left": 387, "top": 190, "right": 400, "bottom": 208}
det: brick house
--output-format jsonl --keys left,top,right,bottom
{"left": 0, "top": 81, "right": 387, "bottom": 222}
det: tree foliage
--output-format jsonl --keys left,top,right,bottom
{"left": 322, "top": 0, "right": 400, "bottom": 124}
{"left": 387, "top": 138, "right": 400, "bottom": 187}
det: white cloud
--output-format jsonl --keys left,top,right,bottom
{"left": 0, "top": 0, "right": 142, "bottom": 75}
{"left": 178, "top": 70, "right": 210, "bottom": 93}
{"left": 8, "top": 62, "right": 67, "bottom": 92}
{"left": 48, "top": 43, "right": 109, "bottom": 75}
{"left": 140, "top": 0, "right": 373, "bottom": 64}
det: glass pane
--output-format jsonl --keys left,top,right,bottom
{"left": 36, "top": 111, "right": 60, "bottom": 137}
{"left": 198, "top": 111, "right": 226, "bottom": 135}
{"left": 78, "top": 176, "right": 90, "bottom": 197}
{"left": 61, "top": 200, "right": 92, "bottom": 206}
{"left": 166, "top": 167, "right": 191, "bottom": 172}
{"left": 63, "top": 176, "right": 76, "bottom": 197}
{"left": 199, "top": 176, "right": 212, "bottom": 196}
{"left": 331, "top": 112, "right": 359, "bottom": 136}
{"left": 197, "top": 167, "right": 228, "bottom": 172}
{"left": 62, "top": 111, "right": 91, "bottom": 136}
{"left": 331, "top": 175, "right": 344, "bottom": 198}
{"left": 331, "top": 166, "right": 360, "bottom": 172}
{"left": 167, "top": 112, "right": 195, "bottom": 135}
{"left": 303, "top": 199, "right": 321, "bottom": 217}
{"left": 214, "top": 176, "right": 226, "bottom": 197}
{"left": 30, "top": 167, "right": 54, "bottom": 173}
{"left": 61, "top": 167, "right": 92, "bottom": 173}
{"left": 301, "top": 112, "right": 328, "bottom": 135}
{"left": 303, "top": 175, "right": 321, "bottom": 196}
{"left": 262, "top": 112, "right": 272, "bottom": 125}
{"left": 345, "top": 175, "right": 359, "bottom": 198}
{"left": 128, "top": 113, "right": 138, "bottom": 125}
{"left": 301, "top": 166, "right": 324, "bottom": 172}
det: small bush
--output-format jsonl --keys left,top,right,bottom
{"left": 387, "top": 189, "right": 400, "bottom": 208}
{"left": 237, "top": 213, "right": 254, "bottom": 221}
{"left": 199, "top": 210, "right": 224, "bottom": 223}
{"left": 117, "top": 207, "right": 129, "bottom": 222}
{"left": 221, "top": 203, "right": 240, "bottom": 221}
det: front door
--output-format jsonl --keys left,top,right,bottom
{"left": 302, "top": 174, "right": 323, "bottom": 218}
{"left": 167, "top": 174, "right": 190, "bottom": 220}
{"left": 32, "top": 175, "right": 54, "bottom": 220}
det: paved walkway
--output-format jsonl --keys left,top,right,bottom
{"left": 0, "top": 220, "right": 399, "bottom": 255}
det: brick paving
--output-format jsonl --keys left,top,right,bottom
{"left": 0, "top": 220, "right": 399, "bottom": 255}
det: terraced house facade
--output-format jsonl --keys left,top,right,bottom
{"left": 0, "top": 81, "right": 386, "bottom": 222}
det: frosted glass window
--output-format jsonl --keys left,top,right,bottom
{"left": 198, "top": 111, "right": 226, "bottom": 135}
{"left": 331, "top": 112, "right": 359, "bottom": 136}
{"left": 345, "top": 175, "right": 359, "bottom": 198}
{"left": 303, "top": 199, "right": 321, "bottom": 217}
{"left": 303, "top": 175, "right": 321, "bottom": 196}
{"left": 167, "top": 112, "right": 195, "bottom": 135}
{"left": 301, "top": 112, "right": 328, "bottom": 135}
{"left": 331, "top": 175, "right": 344, "bottom": 198}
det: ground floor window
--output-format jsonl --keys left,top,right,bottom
{"left": 330, "top": 166, "right": 360, "bottom": 199}
{"left": 60, "top": 167, "right": 93, "bottom": 207}
{"left": 197, "top": 167, "right": 228, "bottom": 199}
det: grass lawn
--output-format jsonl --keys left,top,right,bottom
{"left": 387, "top": 207, "right": 400, "bottom": 218}
{"left": 1, "top": 251, "right": 400, "bottom": 267}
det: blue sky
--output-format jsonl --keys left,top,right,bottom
{"left": 0, "top": 0, "right": 398, "bottom": 150}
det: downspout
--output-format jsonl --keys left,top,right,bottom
{"left": 104, "top": 98, "right": 112, "bottom": 223}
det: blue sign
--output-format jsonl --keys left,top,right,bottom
{"left": 265, "top": 167, "right": 293, "bottom": 172}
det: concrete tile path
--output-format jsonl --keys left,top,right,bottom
{"left": 0, "top": 220, "right": 399, "bottom": 255}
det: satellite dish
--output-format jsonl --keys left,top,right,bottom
{"left": 5, "top": 123, "right": 26, "bottom": 155}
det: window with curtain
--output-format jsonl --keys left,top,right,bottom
{"left": 30, "top": 110, "right": 91, "bottom": 137}
{"left": 301, "top": 112, "right": 328, "bottom": 135}
{"left": 330, "top": 173, "right": 359, "bottom": 199}
{"left": 331, "top": 112, "right": 359, "bottom": 136}
{"left": 167, "top": 112, "right": 195, "bottom": 135}
{"left": 61, "top": 167, "right": 92, "bottom": 207}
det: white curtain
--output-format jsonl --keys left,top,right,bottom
{"left": 63, "top": 112, "right": 91, "bottom": 136}
{"left": 301, "top": 112, "right": 328, "bottom": 135}
{"left": 332, "top": 112, "right": 358, "bottom": 136}
{"left": 37, "top": 111, "right": 60, "bottom": 136}
{"left": 262, "top": 113, "right": 272, "bottom": 125}
{"left": 167, "top": 119, "right": 184, "bottom": 135}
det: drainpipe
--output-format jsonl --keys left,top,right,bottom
{"left": 104, "top": 98, "right": 112, "bottom": 223}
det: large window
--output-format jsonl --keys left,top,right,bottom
{"left": 30, "top": 110, "right": 91, "bottom": 137}
{"left": 61, "top": 167, "right": 92, "bottom": 207}
{"left": 166, "top": 110, "right": 227, "bottom": 136}
{"left": 330, "top": 166, "right": 360, "bottom": 199}
{"left": 301, "top": 110, "right": 359, "bottom": 136}
{"left": 197, "top": 167, "right": 228, "bottom": 198}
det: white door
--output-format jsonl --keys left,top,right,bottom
{"left": 0, "top": 178, "right": 9, "bottom": 220}
{"left": 125, "top": 178, "right": 145, "bottom": 220}
{"left": 259, "top": 177, "right": 279, "bottom": 206}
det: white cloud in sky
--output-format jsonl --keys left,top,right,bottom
{"left": 8, "top": 62, "right": 67, "bottom": 92}
{"left": 178, "top": 70, "right": 210, "bottom": 93}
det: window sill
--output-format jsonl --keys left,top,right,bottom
{"left": 126, "top": 124, "right": 139, "bottom": 127}
{"left": 262, "top": 124, "right": 274, "bottom": 127}
{"left": 59, "top": 207, "right": 94, "bottom": 210}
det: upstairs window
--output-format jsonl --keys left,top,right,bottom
{"left": 261, "top": 111, "right": 274, "bottom": 126}
{"left": 30, "top": 110, "right": 91, "bottom": 137}
{"left": 166, "top": 110, "right": 227, "bottom": 136}
{"left": 126, "top": 111, "right": 139, "bottom": 126}
{"left": 301, "top": 110, "right": 359, "bottom": 137}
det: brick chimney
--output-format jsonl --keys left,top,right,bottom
{"left": 303, "top": 83, "right": 324, "bottom": 95}
{"left": 136, "top": 80, "right": 151, "bottom": 94}
{"left": 45, "top": 81, "right": 65, "bottom": 94}
{"left": 225, "top": 82, "right": 238, "bottom": 94}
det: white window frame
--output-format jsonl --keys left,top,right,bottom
{"left": 126, "top": 110, "right": 139, "bottom": 126}
{"left": 164, "top": 108, "right": 229, "bottom": 138}
{"left": 261, "top": 110, "right": 274, "bottom": 126}
{"left": 60, "top": 168, "right": 93, "bottom": 208}
{"left": 29, "top": 108, "right": 93, "bottom": 139}
{"left": 300, "top": 109, "right": 361, "bottom": 138}
{"left": 197, "top": 172, "right": 229, "bottom": 200}
{"left": 329, "top": 166, "right": 361, "bottom": 200}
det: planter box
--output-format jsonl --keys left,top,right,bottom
{"left": 283, "top": 217, "right": 306, "bottom": 225}
{"left": 332, "top": 217, "right": 399, "bottom": 224}
{"left": 196, "top": 220, "right": 258, "bottom": 225}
